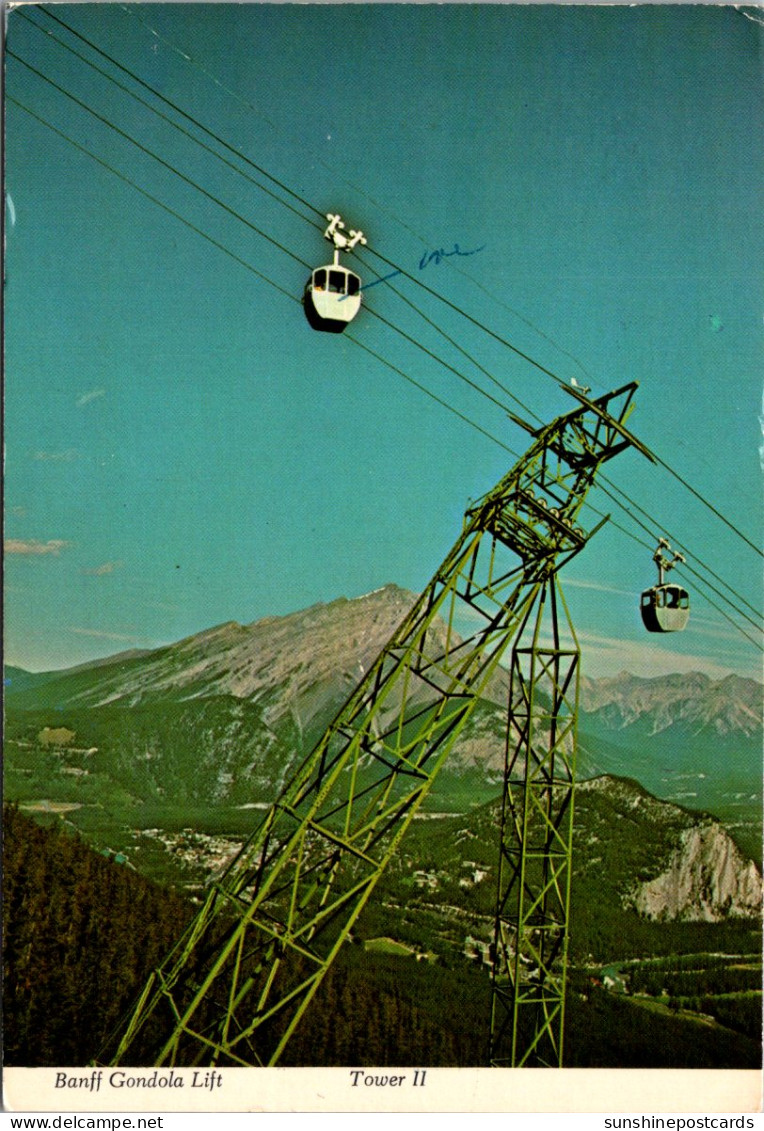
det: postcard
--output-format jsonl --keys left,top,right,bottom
{"left": 3, "top": 0, "right": 762, "bottom": 1117}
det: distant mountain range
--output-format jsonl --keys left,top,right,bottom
{"left": 4, "top": 584, "right": 762, "bottom": 914}
{"left": 576, "top": 668, "right": 762, "bottom": 844}
{"left": 5, "top": 585, "right": 761, "bottom": 1071}
{"left": 579, "top": 669, "right": 761, "bottom": 738}
{"left": 6, "top": 581, "right": 760, "bottom": 791}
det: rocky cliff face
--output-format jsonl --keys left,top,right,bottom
{"left": 631, "top": 823, "right": 763, "bottom": 922}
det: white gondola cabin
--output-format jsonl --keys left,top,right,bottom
{"left": 640, "top": 539, "right": 689, "bottom": 633}
{"left": 304, "top": 265, "right": 362, "bottom": 333}
{"left": 304, "top": 213, "right": 366, "bottom": 333}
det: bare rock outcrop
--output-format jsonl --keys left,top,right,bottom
{"left": 631, "top": 823, "right": 763, "bottom": 921}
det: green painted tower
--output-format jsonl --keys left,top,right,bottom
{"left": 103, "top": 382, "right": 650, "bottom": 1069}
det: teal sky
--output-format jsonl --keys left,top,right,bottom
{"left": 4, "top": 3, "right": 763, "bottom": 680}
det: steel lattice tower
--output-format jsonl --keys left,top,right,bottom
{"left": 103, "top": 382, "right": 650, "bottom": 1069}
{"left": 489, "top": 576, "right": 581, "bottom": 1066}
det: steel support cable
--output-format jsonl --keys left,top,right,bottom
{"left": 357, "top": 263, "right": 764, "bottom": 561}
{"left": 363, "top": 278, "right": 763, "bottom": 618}
{"left": 9, "top": 95, "right": 760, "bottom": 653}
{"left": 17, "top": 7, "right": 320, "bottom": 233}
{"left": 8, "top": 92, "right": 516, "bottom": 466}
{"left": 23, "top": 4, "right": 590, "bottom": 407}
{"left": 34, "top": 5, "right": 325, "bottom": 226}
{"left": 9, "top": 46, "right": 541, "bottom": 443}
{"left": 651, "top": 451, "right": 762, "bottom": 559}
{"left": 7, "top": 50, "right": 313, "bottom": 277}
{"left": 28, "top": 6, "right": 764, "bottom": 564}
{"left": 4, "top": 92, "right": 625, "bottom": 502}
{"left": 343, "top": 330, "right": 520, "bottom": 458}
{"left": 7, "top": 94, "right": 301, "bottom": 306}
{"left": 362, "top": 307, "right": 522, "bottom": 419}
{"left": 25, "top": 6, "right": 537, "bottom": 425}
{"left": 363, "top": 271, "right": 541, "bottom": 421}
{"left": 0, "top": 99, "right": 633, "bottom": 549}
{"left": 113, "top": 0, "right": 597, "bottom": 389}
{"left": 23, "top": 5, "right": 764, "bottom": 570}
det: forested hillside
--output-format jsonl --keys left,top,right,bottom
{"left": 2, "top": 806, "right": 191, "bottom": 1065}
{"left": 4, "top": 806, "right": 761, "bottom": 1068}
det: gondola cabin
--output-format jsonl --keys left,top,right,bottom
{"left": 640, "top": 583, "right": 690, "bottom": 633}
{"left": 304, "top": 212, "right": 366, "bottom": 333}
{"left": 304, "top": 265, "right": 362, "bottom": 333}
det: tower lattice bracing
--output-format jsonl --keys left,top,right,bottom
{"left": 489, "top": 576, "right": 580, "bottom": 1066}
{"left": 103, "top": 382, "right": 650, "bottom": 1069}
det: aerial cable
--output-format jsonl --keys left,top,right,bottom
{"left": 116, "top": 2, "right": 283, "bottom": 135}
{"left": 29, "top": 5, "right": 590, "bottom": 397}
{"left": 363, "top": 305, "right": 525, "bottom": 419}
{"left": 358, "top": 242, "right": 577, "bottom": 391}
{"left": 34, "top": 5, "right": 324, "bottom": 225}
{"left": 344, "top": 330, "right": 520, "bottom": 459}
{"left": 8, "top": 92, "right": 520, "bottom": 467}
{"left": 358, "top": 261, "right": 543, "bottom": 422}
{"left": 7, "top": 50, "right": 312, "bottom": 278}
{"left": 34, "top": 5, "right": 763, "bottom": 562}
{"left": 7, "top": 95, "right": 301, "bottom": 309}
{"left": 649, "top": 450, "right": 761, "bottom": 559}
{"left": 423, "top": 262, "right": 598, "bottom": 389}
{"left": 18, "top": 8, "right": 319, "bottom": 233}
{"left": 9, "top": 91, "right": 759, "bottom": 652}
{"left": 369, "top": 237, "right": 764, "bottom": 563}
{"left": 112, "top": 1, "right": 597, "bottom": 389}
{"left": 24, "top": 6, "right": 536, "bottom": 422}
{"left": 8, "top": 46, "right": 535, "bottom": 434}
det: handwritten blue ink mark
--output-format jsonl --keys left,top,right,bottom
{"left": 418, "top": 243, "right": 486, "bottom": 271}
{"left": 339, "top": 241, "right": 486, "bottom": 299}
{"left": 361, "top": 268, "right": 404, "bottom": 293}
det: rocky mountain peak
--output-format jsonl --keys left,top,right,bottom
{"left": 579, "top": 669, "right": 762, "bottom": 738}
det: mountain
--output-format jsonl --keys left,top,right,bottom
{"left": 6, "top": 586, "right": 760, "bottom": 816}
{"left": 576, "top": 670, "right": 762, "bottom": 856}
{"left": 5, "top": 586, "right": 762, "bottom": 1069}
{"left": 579, "top": 670, "right": 762, "bottom": 740}
{"left": 4, "top": 584, "right": 761, "bottom": 874}
{"left": 575, "top": 777, "right": 761, "bottom": 924}
{"left": 3, "top": 586, "right": 512, "bottom": 826}
{"left": 4, "top": 586, "right": 446, "bottom": 712}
